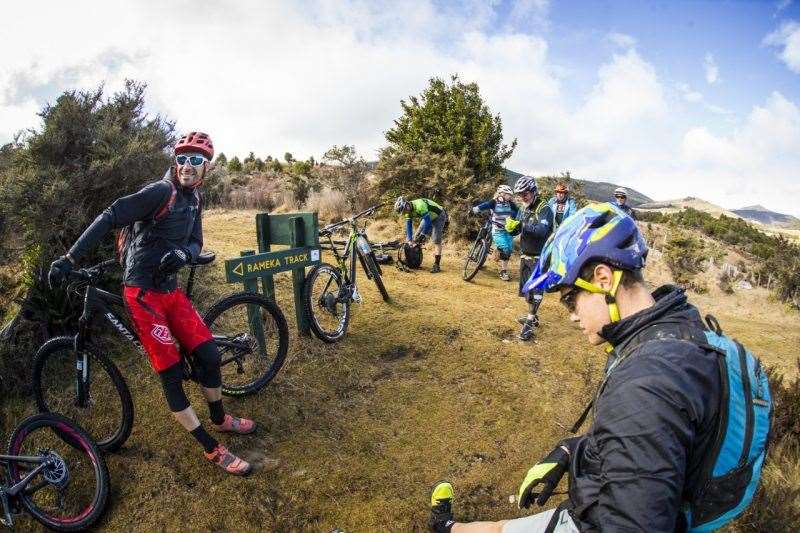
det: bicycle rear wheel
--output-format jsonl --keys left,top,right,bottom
{"left": 7, "top": 413, "right": 109, "bottom": 532}
{"left": 33, "top": 337, "right": 133, "bottom": 453}
{"left": 303, "top": 263, "right": 351, "bottom": 343}
{"left": 202, "top": 292, "right": 290, "bottom": 396}
{"left": 463, "top": 236, "right": 488, "bottom": 281}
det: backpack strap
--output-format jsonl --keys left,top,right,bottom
{"left": 705, "top": 314, "right": 723, "bottom": 335}
{"left": 154, "top": 178, "right": 178, "bottom": 220}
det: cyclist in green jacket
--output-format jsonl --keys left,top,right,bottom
{"left": 394, "top": 196, "right": 449, "bottom": 273}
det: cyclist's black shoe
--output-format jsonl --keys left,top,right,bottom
{"left": 519, "top": 318, "right": 538, "bottom": 341}
{"left": 517, "top": 315, "right": 540, "bottom": 327}
{"left": 430, "top": 263, "right": 441, "bottom": 274}
{"left": 429, "top": 481, "right": 455, "bottom": 532}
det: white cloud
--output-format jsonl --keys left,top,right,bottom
{"left": 1, "top": 1, "right": 798, "bottom": 216}
{"left": 704, "top": 52, "right": 720, "bottom": 84}
{"left": 607, "top": 32, "right": 637, "bottom": 49}
{"left": 764, "top": 20, "right": 800, "bottom": 73}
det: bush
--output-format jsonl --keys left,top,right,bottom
{"left": 663, "top": 230, "right": 708, "bottom": 292}
{"left": 306, "top": 187, "right": 348, "bottom": 223}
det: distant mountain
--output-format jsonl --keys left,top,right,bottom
{"left": 504, "top": 169, "right": 653, "bottom": 206}
{"left": 637, "top": 197, "right": 742, "bottom": 219}
{"left": 732, "top": 205, "right": 800, "bottom": 229}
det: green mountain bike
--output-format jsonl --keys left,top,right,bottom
{"left": 303, "top": 205, "right": 390, "bottom": 343}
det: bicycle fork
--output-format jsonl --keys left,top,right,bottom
{"left": 73, "top": 310, "right": 93, "bottom": 409}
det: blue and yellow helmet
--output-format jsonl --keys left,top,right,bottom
{"left": 523, "top": 202, "right": 647, "bottom": 295}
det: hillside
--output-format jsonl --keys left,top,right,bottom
{"left": 504, "top": 168, "right": 653, "bottom": 206}
{"left": 733, "top": 205, "right": 800, "bottom": 229}
{"left": 637, "top": 196, "right": 743, "bottom": 218}
{"left": 3, "top": 210, "right": 799, "bottom": 531}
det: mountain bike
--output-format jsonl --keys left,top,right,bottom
{"left": 462, "top": 214, "right": 493, "bottom": 281}
{"left": 1, "top": 413, "right": 109, "bottom": 531}
{"left": 303, "top": 205, "right": 389, "bottom": 343}
{"left": 33, "top": 253, "right": 289, "bottom": 452}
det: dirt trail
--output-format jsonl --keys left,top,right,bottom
{"left": 5, "top": 208, "right": 798, "bottom": 531}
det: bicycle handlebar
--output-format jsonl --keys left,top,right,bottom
{"left": 320, "top": 203, "right": 384, "bottom": 235}
{"left": 68, "top": 258, "right": 118, "bottom": 282}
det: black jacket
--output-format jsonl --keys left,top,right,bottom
{"left": 69, "top": 169, "right": 202, "bottom": 291}
{"left": 568, "top": 286, "right": 721, "bottom": 532}
{"left": 517, "top": 197, "right": 554, "bottom": 257}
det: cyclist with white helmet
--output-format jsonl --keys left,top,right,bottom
{"left": 471, "top": 184, "right": 519, "bottom": 281}
{"left": 504, "top": 176, "right": 555, "bottom": 340}
{"left": 612, "top": 187, "right": 635, "bottom": 219}
{"left": 394, "top": 196, "right": 449, "bottom": 273}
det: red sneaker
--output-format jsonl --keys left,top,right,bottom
{"left": 210, "top": 414, "right": 256, "bottom": 435}
{"left": 204, "top": 445, "right": 252, "bottom": 476}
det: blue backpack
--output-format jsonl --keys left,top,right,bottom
{"left": 684, "top": 315, "right": 773, "bottom": 532}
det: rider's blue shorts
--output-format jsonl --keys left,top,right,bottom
{"left": 492, "top": 230, "right": 513, "bottom": 255}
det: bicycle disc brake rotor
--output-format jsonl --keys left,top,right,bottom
{"left": 41, "top": 451, "right": 69, "bottom": 489}
{"left": 321, "top": 292, "right": 339, "bottom": 315}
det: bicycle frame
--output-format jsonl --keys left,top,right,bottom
{"left": 67, "top": 260, "right": 249, "bottom": 408}
{"left": 0, "top": 454, "right": 59, "bottom": 526}
{"left": 318, "top": 205, "right": 381, "bottom": 299}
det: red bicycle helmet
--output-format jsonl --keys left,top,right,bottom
{"left": 175, "top": 131, "right": 214, "bottom": 160}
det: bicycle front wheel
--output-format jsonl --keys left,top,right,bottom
{"left": 303, "top": 263, "right": 351, "bottom": 343}
{"left": 362, "top": 251, "right": 390, "bottom": 302}
{"left": 203, "top": 292, "right": 290, "bottom": 396}
{"left": 463, "top": 236, "right": 488, "bottom": 281}
{"left": 33, "top": 337, "right": 133, "bottom": 453}
{"left": 8, "top": 413, "right": 109, "bottom": 532}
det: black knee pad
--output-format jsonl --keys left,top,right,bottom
{"left": 192, "top": 340, "right": 222, "bottom": 389}
{"left": 158, "top": 363, "right": 190, "bottom": 412}
{"left": 526, "top": 290, "right": 544, "bottom": 313}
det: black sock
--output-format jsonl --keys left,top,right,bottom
{"left": 208, "top": 400, "right": 225, "bottom": 425}
{"left": 191, "top": 425, "right": 219, "bottom": 453}
{"left": 434, "top": 255, "right": 441, "bottom": 266}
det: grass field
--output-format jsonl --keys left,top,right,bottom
{"left": 3, "top": 208, "right": 799, "bottom": 531}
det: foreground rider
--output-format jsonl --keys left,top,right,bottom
{"left": 49, "top": 132, "right": 255, "bottom": 476}
{"left": 504, "top": 176, "right": 554, "bottom": 340}
{"left": 394, "top": 196, "right": 449, "bottom": 273}
{"left": 429, "top": 203, "right": 767, "bottom": 532}
{"left": 472, "top": 184, "right": 519, "bottom": 281}
{"left": 612, "top": 187, "right": 635, "bottom": 219}
{"left": 546, "top": 182, "right": 577, "bottom": 229}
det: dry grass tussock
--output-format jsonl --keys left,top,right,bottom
{"left": 2, "top": 211, "right": 799, "bottom": 531}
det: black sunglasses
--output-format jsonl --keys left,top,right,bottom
{"left": 560, "top": 287, "right": 579, "bottom": 313}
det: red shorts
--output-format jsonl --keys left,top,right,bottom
{"left": 123, "top": 286, "right": 213, "bottom": 372}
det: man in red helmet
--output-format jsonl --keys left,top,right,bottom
{"left": 48, "top": 132, "right": 255, "bottom": 476}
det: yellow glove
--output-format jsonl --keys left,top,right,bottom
{"left": 505, "top": 218, "right": 521, "bottom": 233}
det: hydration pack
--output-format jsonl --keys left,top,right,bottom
{"left": 684, "top": 314, "right": 773, "bottom": 532}
{"left": 398, "top": 243, "right": 423, "bottom": 269}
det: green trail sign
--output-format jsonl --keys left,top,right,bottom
{"left": 224, "top": 212, "right": 319, "bottom": 335}
{"left": 225, "top": 247, "right": 321, "bottom": 283}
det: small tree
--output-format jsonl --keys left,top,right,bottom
{"left": 284, "top": 152, "right": 294, "bottom": 164}
{"left": 215, "top": 152, "right": 228, "bottom": 167}
{"left": 319, "top": 145, "right": 370, "bottom": 211}
{"left": 228, "top": 156, "right": 243, "bottom": 172}
{"left": 384, "top": 75, "right": 516, "bottom": 182}
{"left": 536, "top": 171, "right": 587, "bottom": 206}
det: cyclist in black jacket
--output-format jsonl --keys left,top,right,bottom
{"left": 49, "top": 132, "right": 254, "bottom": 476}
{"left": 505, "top": 176, "right": 554, "bottom": 340}
{"left": 428, "top": 204, "right": 725, "bottom": 533}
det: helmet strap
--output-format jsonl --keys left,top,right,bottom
{"left": 573, "top": 269, "right": 624, "bottom": 323}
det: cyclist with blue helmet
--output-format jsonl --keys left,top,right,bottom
{"left": 504, "top": 175, "right": 554, "bottom": 340}
{"left": 471, "top": 184, "right": 519, "bottom": 281}
{"left": 428, "top": 202, "right": 761, "bottom": 532}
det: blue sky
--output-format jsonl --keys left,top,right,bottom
{"left": 1, "top": 0, "right": 799, "bottom": 215}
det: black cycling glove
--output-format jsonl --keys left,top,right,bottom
{"left": 518, "top": 437, "right": 581, "bottom": 509}
{"left": 48, "top": 256, "right": 74, "bottom": 289}
{"left": 159, "top": 248, "right": 190, "bottom": 274}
